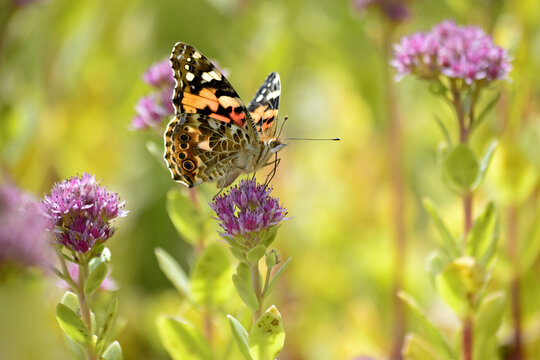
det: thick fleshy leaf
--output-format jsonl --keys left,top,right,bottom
{"left": 425, "top": 251, "right": 449, "bottom": 285}
{"left": 167, "top": 188, "right": 202, "bottom": 245}
{"left": 102, "top": 341, "right": 122, "bottom": 360}
{"left": 472, "top": 140, "right": 498, "bottom": 190}
{"left": 233, "top": 264, "right": 259, "bottom": 313}
{"left": 84, "top": 262, "right": 109, "bottom": 296}
{"left": 190, "top": 243, "right": 233, "bottom": 308}
{"left": 246, "top": 245, "right": 267, "bottom": 263}
{"left": 436, "top": 257, "right": 484, "bottom": 316}
{"left": 60, "top": 291, "right": 80, "bottom": 313}
{"left": 227, "top": 315, "right": 254, "bottom": 360}
{"left": 249, "top": 305, "right": 285, "bottom": 360}
{"left": 157, "top": 316, "right": 214, "bottom": 360}
{"left": 96, "top": 297, "right": 118, "bottom": 355}
{"left": 474, "top": 292, "right": 505, "bottom": 360}
{"left": 398, "top": 291, "right": 455, "bottom": 359}
{"left": 259, "top": 226, "right": 279, "bottom": 248}
{"left": 56, "top": 303, "right": 91, "bottom": 345}
{"left": 442, "top": 144, "right": 479, "bottom": 192}
{"left": 466, "top": 203, "right": 497, "bottom": 266}
{"left": 402, "top": 333, "right": 441, "bottom": 360}
{"left": 471, "top": 93, "right": 500, "bottom": 131}
{"left": 422, "top": 199, "right": 459, "bottom": 257}
{"left": 264, "top": 257, "right": 291, "bottom": 298}
{"left": 154, "top": 247, "right": 191, "bottom": 299}
{"left": 520, "top": 222, "right": 540, "bottom": 274}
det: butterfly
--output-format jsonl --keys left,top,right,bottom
{"left": 164, "top": 42, "right": 286, "bottom": 188}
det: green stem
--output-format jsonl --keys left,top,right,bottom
{"left": 76, "top": 255, "right": 98, "bottom": 360}
{"left": 250, "top": 260, "right": 263, "bottom": 322}
{"left": 261, "top": 265, "right": 272, "bottom": 297}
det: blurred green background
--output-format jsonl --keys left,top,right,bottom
{"left": 1, "top": 0, "right": 540, "bottom": 359}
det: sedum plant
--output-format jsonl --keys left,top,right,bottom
{"left": 392, "top": 21, "right": 512, "bottom": 360}
{"left": 43, "top": 173, "right": 127, "bottom": 360}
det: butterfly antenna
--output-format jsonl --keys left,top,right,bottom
{"left": 276, "top": 116, "right": 289, "bottom": 139}
{"left": 283, "top": 137, "right": 341, "bottom": 141}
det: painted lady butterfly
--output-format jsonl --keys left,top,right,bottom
{"left": 164, "top": 42, "right": 286, "bottom": 188}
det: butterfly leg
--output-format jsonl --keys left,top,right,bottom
{"left": 263, "top": 154, "right": 281, "bottom": 189}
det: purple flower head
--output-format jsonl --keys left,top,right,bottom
{"left": 354, "top": 0, "right": 411, "bottom": 23}
{"left": 132, "top": 59, "right": 175, "bottom": 130}
{"left": 143, "top": 59, "right": 175, "bottom": 88}
{"left": 42, "top": 174, "right": 127, "bottom": 254}
{"left": 211, "top": 180, "right": 288, "bottom": 248}
{"left": 392, "top": 20, "right": 512, "bottom": 85}
{"left": 0, "top": 184, "right": 51, "bottom": 269}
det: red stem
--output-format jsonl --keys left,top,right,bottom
{"left": 462, "top": 315, "right": 473, "bottom": 360}
{"left": 383, "top": 24, "right": 406, "bottom": 360}
{"left": 508, "top": 206, "right": 522, "bottom": 360}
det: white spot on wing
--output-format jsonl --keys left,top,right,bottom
{"left": 192, "top": 51, "right": 202, "bottom": 59}
{"left": 268, "top": 90, "right": 280, "bottom": 99}
{"left": 186, "top": 72, "right": 195, "bottom": 81}
{"left": 256, "top": 95, "right": 264, "bottom": 102}
{"left": 184, "top": 64, "right": 190, "bottom": 70}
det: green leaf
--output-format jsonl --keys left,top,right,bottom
{"left": 425, "top": 251, "right": 449, "bottom": 285}
{"left": 434, "top": 115, "right": 453, "bottom": 147}
{"left": 249, "top": 305, "right": 285, "bottom": 360}
{"left": 55, "top": 303, "right": 91, "bottom": 345}
{"left": 233, "top": 263, "right": 259, "bottom": 313}
{"left": 246, "top": 245, "right": 267, "bottom": 263}
{"left": 167, "top": 188, "right": 203, "bottom": 245}
{"left": 60, "top": 291, "right": 80, "bottom": 313}
{"left": 146, "top": 140, "right": 168, "bottom": 169}
{"left": 436, "top": 256, "right": 484, "bottom": 316}
{"left": 471, "top": 93, "right": 500, "bottom": 131}
{"left": 422, "top": 199, "right": 459, "bottom": 257}
{"left": 474, "top": 292, "right": 506, "bottom": 360}
{"left": 259, "top": 226, "right": 279, "bottom": 248}
{"left": 154, "top": 247, "right": 191, "bottom": 299}
{"left": 398, "top": 291, "right": 455, "bottom": 359}
{"left": 520, "top": 222, "right": 540, "bottom": 274}
{"left": 227, "top": 315, "right": 254, "bottom": 360}
{"left": 402, "top": 334, "right": 441, "bottom": 360}
{"left": 102, "top": 341, "right": 122, "bottom": 360}
{"left": 442, "top": 144, "right": 479, "bottom": 192}
{"left": 472, "top": 140, "right": 498, "bottom": 190}
{"left": 190, "top": 243, "right": 233, "bottom": 308}
{"left": 264, "top": 257, "right": 291, "bottom": 298}
{"left": 156, "top": 316, "right": 214, "bottom": 360}
{"left": 96, "top": 297, "right": 118, "bottom": 356}
{"left": 84, "top": 262, "right": 108, "bottom": 296}
{"left": 466, "top": 203, "right": 497, "bottom": 266}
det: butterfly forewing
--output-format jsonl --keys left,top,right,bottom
{"left": 170, "top": 42, "right": 257, "bottom": 138}
{"left": 248, "top": 72, "right": 281, "bottom": 137}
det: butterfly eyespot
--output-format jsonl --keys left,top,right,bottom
{"left": 180, "top": 134, "right": 190, "bottom": 142}
{"left": 178, "top": 152, "right": 187, "bottom": 160}
{"left": 180, "top": 143, "right": 189, "bottom": 150}
{"left": 183, "top": 126, "right": 190, "bottom": 132}
{"left": 182, "top": 160, "right": 195, "bottom": 172}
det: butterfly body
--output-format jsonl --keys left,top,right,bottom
{"left": 164, "top": 42, "right": 285, "bottom": 188}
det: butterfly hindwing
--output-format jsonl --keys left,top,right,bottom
{"left": 164, "top": 113, "right": 254, "bottom": 188}
{"left": 248, "top": 72, "right": 281, "bottom": 136}
{"left": 170, "top": 42, "right": 256, "bottom": 135}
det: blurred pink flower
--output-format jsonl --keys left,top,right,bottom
{"left": 0, "top": 184, "right": 50, "bottom": 269}
{"left": 392, "top": 20, "right": 512, "bottom": 85}
{"left": 354, "top": 0, "right": 410, "bottom": 23}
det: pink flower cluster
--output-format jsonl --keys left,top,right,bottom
{"left": 0, "top": 184, "right": 50, "bottom": 268}
{"left": 42, "top": 173, "right": 127, "bottom": 254}
{"left": 132, "top": 59, "right": 175, "bottom": 130}
{"left": 392, "top": 21, "right": 511, "bottom": 85}
{"left": 211, "top": 180, "right": 288, "bottom": 245}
